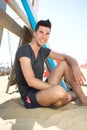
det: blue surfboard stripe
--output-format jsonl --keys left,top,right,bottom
{"left": 21, "top": 0, "right": 36, "bottom": 30}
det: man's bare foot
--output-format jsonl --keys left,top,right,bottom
{"left": 71, "top": 96, "right": 77, "bottom": 102}
{"left": 66, "top": 93, "right": 77, "bottom": 102}
{"left": 63, "top": 94, "right": 77, "bottom": 105}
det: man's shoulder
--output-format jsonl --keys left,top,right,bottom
{"left": 17, "top": 44, "right": 29, "bottom": 51}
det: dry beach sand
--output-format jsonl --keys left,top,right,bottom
{"left": 0, "top": 68, "right": 87, "bottom": 130}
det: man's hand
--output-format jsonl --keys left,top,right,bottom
{"left": 72, "top": 66, "right": 86, "bottom": 86}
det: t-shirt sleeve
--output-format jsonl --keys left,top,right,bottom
{"left": 43, "top": 47, "right": 51, "bottom": 58}
{"left": 16, "top": 45, "right": 31, "bottom": 60}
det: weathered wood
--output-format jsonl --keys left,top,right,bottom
{"left": 0, "top": 2, "right": 33, "bottom": 93}
{"left": 0, "top": 8, "right": 22, "bottom": 37}
{"left": 0, "top": 0, "right": 6, "bottom": 45}
{"left": 6, "top": 26, "right": 33, "bottom": 93}
{"left": 18, "top": 26, "right": 33, "bottom": 45}
{"left": 0, "top": 27, "right": 3, "bottom": 45}
{"left": 5, "top": 0, "right": 31, "bottom": 28}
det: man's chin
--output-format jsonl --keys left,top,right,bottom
{"left": 38, "top": 43, "right": 43, "bottom": 47}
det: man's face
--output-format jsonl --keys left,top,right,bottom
{"left": 34, "top": 26, "right": 51, "bottom": 46}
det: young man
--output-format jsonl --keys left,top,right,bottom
{"left": 15, "top": 19, "right": 86, "bottom": 109}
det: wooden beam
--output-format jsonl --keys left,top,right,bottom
{"left": 5, "top": 0, "right": 31, "bottom": 28}
{"left": 0, "top": 27, "right": 3, "bottom": 46}
{"left": 0, "top": 0, "right": 6, "bottom": 45}
{"left": 0, "top": 8, "right": 22, "bottom": 37}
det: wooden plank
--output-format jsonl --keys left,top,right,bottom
{"left": 5, "top": 0, "right": 31, "bottom": 28}
{"left": 0, "top": 8, "right": 22, "bottom": 37}
{"left": 0, "top": 0, "right": 6, "bottom": 45}
{"left": 0, "top": 27, "right": 3, "bottom": 45}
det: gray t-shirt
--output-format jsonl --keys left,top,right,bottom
{"left": 15, "top": 44, "right": 51, "bottom": 99}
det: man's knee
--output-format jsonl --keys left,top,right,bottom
{"left": 58, "top": 61, "right": 68, "bottom": 68}
{"left": 51, "top": 85, "right": 67, "bottom": 100}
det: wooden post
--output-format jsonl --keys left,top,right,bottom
{"left": 0, "top": 0, "right": 6, "bottom": 45}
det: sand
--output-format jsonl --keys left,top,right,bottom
{"left": 0, "top": 69, "right": 87, "bottom": 130}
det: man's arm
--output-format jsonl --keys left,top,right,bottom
{"left": 48, "top": 50, "right": 78, "bottom": 68}
{"left": 19, "top": 57, "right": 52, "bottom": 90}
{"left": 48, "top": 50, "right": 86, "bottom": 85}
{"left": 64, "top": 54, "right": 79, "bottom": 68}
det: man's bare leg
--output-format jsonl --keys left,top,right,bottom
{"left": 36, "top": 85, "right": 74, "bottom": 107}
{"left": 36, "top": 61, "right": 77, "bottom": 107}
{"left": 48, "top": 61, "right": 87, "bottom": 105}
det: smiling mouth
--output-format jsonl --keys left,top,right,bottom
{"left": 40, "top": 39, "right": 46, "bottom": 43}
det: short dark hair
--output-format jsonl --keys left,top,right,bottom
{"left": 35, "top": 19, "right": 51, "bottom": 31}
